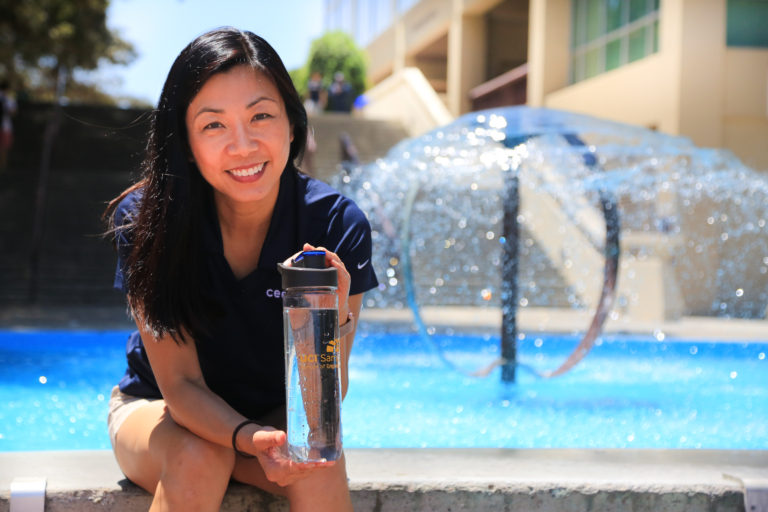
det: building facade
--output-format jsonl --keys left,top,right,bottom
{"left": 324, "top": 0, "right": 768, "bottom": 171}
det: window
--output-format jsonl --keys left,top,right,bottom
{"left": 727, "top": 0, "right": 768, "bottom": 48}
{"left": 571, "top": 0, "right": 660, "bottom": 83}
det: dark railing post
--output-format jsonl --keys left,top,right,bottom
{"left": 501, "top": 172, "right": 519, "bottom": 382}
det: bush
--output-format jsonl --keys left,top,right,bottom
{"left": 299, "top": 31, "right": 367, "bottom": 106}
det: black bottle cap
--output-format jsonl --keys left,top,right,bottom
{"left": 278, "top": 250, "right": 338, "bottom": 289}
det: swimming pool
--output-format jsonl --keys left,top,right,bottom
{"left": 0, "top": 327, "right": 765, "bottom": 451}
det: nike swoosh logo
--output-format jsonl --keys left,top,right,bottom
{"left": 357, "top": 259, "right": 370, "bottom": 270}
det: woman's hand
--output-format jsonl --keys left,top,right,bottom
{"left": 248, "top": 426, "right": 335, "bottom": 487}
{"left": 285, "top": 243, "right": 352, "bottom": 317}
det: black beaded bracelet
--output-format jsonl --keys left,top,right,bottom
{"left": 232, "top": 419, "right": 258, "bottom": 458}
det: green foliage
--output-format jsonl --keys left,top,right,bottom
{"left": 0, "top": 0, "right": 136, "bottom": 103}
{"left": 289, "top": 66, "right": 309, "bottom": 99}
{"left": 301, "top": 31, "right": 367, "bottom": 103}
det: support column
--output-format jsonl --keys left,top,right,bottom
{"left": 526, "top": 0, "right": 571, "bottom": 107}
{"left": 447, "top": 0, "right": 487, "bottom": 116}
{"left": 675, "top": 0, "right": 726, "bottom": 147}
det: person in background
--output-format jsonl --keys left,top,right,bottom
{"left": 103, "top": 27, "right": 377, "bottom": 511}
{"left": 326, "top": 72, "right": 353, "bottom": 113}
{"left": 0, "top": 80, "right": 17, "bottom": 172}
{"left": 304, "top": 71, "right": 325, "bottom": 115}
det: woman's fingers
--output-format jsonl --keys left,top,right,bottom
{"left": 251, "top": 427, "right": 286, "bottom": 450}
{"left": 258, "top": 446, "right": 335, "bottom": 487}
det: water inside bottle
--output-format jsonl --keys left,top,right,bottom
{"left": 284, "top": 307, "right": 342, "bottom": 462}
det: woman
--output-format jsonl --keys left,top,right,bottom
{"left": 104, "top": 27, "right": 377, "bottom": 511}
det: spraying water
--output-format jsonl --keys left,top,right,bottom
{"left": 333, "top": 107, "right": 768, "bottom": 374}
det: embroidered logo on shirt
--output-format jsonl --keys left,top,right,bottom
{"left": 357, "top": 259, "right": 370, "bottom": 270}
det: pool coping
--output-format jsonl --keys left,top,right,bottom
{"left": 1, "top": 448, "right": 766, "bottom": 511}
{"left": 2, "top": 305, "right": 766, "bottom": 342}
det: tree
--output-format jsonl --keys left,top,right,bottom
{"left": 0, "top": 0, "right": 136, "bottom": 103}
{"left": 300, "top": 31, "right": 367, "bottom": 106}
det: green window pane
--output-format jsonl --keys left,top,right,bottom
{"left": 653, "top": 19, "right": 659, "bottom": 53}
{"left": 727, "top": 0, "right": 768, "bottom": 48}
{"left": 607, "top": 0, "right": 623, "bottom": 32}
{"left": 586, "top": 0, "right": 602, "bottom": 42}
{"left": 585, "top": 48, "right": 601, "bottom": 78}
{"left": 572, "top": 54, "right": 585, "bottom": 83}
{"left": 573, "top": 0, "right": 585, "bottom": 46}
{"left": 629, "top": 26, "right": 647, "bottom": 62}
{"left": 606, "top": 39, "right": 622, "bottom": 70}
{"left": 630, "top": 0, "right": 648, "bottom": 22}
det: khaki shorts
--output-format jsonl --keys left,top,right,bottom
{"left": 107, "top": 386, "right": 287, "bottom": 446}
{"left": 107, "top": 385, "right": 159, "bottom": 446}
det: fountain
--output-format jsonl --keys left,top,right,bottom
{"left": 334, "top": 106, "right": 768, "bottom": 379}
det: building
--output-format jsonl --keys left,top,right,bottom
{"left": 324, "top": 0, "right": 768, "bottom": 172}
{"left": 324, "top": 0, "right": 768, "bottom": 323}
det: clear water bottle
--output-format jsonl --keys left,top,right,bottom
{"left": 278, "top": 250, "right": 342, "bottom": 462}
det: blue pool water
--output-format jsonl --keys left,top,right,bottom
{"left": 0, "top": 328, "right": 766, "bottom": 451}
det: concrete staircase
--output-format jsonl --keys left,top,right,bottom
{"left": 304, "top": 113, "right": 409, "bottom": 182}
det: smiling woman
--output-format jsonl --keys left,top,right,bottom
{"left": 100, "top": 27, "right": 378, "bottom": 511}
{"left": 185, "top": 65, "right": 293, "bottom": 207}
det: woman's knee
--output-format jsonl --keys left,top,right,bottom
{"left": 164, "top": 431, "right": 236, "bottom": 483}
{"left": 286, "top": 456, "right": 352, "bottom": 511}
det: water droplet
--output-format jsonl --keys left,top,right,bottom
{"left": 388, "top": 277, "right": 398, "bottom": 286}
{"left": 758, "top": 352, "right": 765, "bottom": 360}
{"left": 735, "top": 288, "right": 744, "bottom": 297}
{"left": 485, "top": 231, "right": 495, "bottom": 240}
{"left": 519, "top": 297, "right": 529, "bottom": 307}
{"left": 481, "top": 288, "right": 492, "bottom": 301}
{"left": 654, "top": 330, "right": 666, "bottom": 341}
{"left": 38, "top": 376, "right": 47, "bottom": 384}
{"left": 730, "top": 371, "right": 738, "bottom": 379}
{"left": 707, "top": 217, "right": 715, "bottom": 225}
{"left": 721, "top": 233, "right": 729, "bottom": 241}
{"left": 534, "top": 338, "right": 544, "bottom": 348}
{"left": 689, "top": 346, "right": 698, "bottom": 355}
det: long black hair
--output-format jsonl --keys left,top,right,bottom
{"left": 105, "top": 27, "right": 308, "bottom": 343}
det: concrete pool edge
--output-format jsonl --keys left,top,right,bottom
{"left": 1, "top": 449, "right": 765, "bottom": 511}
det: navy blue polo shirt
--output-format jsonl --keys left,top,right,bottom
{"left": 113, "top": 168, "right": 378, "bottom": 419}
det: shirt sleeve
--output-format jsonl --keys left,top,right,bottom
{"left": 112, "top": 193, "right": 140, "bottom": 293}
{"left": 331, "top": 199, "right": 379, "bottom": 296}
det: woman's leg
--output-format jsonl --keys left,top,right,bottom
{"left": 112, "top": 400, "right": 235, "bottom": 512}
{"left": 230, "top": 407, "right": 352, "bottom": 511}
{"left": 285, "top": 453, "right": 353, "bottom": 512}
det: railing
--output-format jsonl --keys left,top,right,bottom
{"left": 469, "top": 63, "right": 528, "bottom": 111}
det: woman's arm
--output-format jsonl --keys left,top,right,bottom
{"left": 135, "top": 314, "right": 280, "bottom": 451}
{"left": 134, "top": 310, "right": 329, "bottom": 486}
